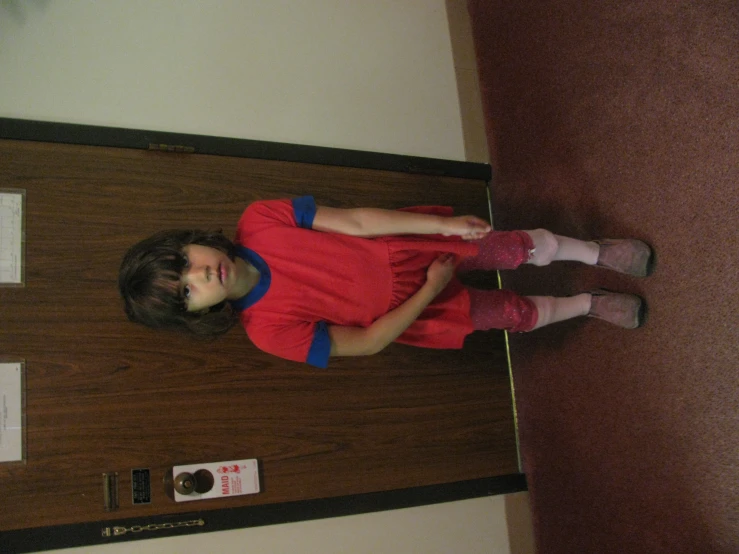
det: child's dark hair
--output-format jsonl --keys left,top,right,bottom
{"left": 119, "top": 229, "right": 239, "bottom": 337}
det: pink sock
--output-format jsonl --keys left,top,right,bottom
{"left": 525, "top": 230, "right": 599, "bottom": 266}
{"left": 528, "top": 294, "right": 591, "bottom": 329}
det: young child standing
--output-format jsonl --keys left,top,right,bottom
{"left": 119, "top": 196, "right": 652, "bottom": 368}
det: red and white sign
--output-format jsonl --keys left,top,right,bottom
{"left": 172, "top": 459, "right": 260, "bottom": 503}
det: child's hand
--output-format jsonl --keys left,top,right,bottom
{"left": 441, "top": 216, "right": 491, "bottom": 240}
{"left": 426, "top": 253, "right": 457, "bottom": 294}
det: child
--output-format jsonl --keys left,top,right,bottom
{"left": 119, "top": 196, "right": 653, "bottom": 368}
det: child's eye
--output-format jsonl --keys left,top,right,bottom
{"left": 183, "top": 285, "right": 191, "bottom": 299}
{"left": 182, "top": 254, "right": 190, "bottom": 268}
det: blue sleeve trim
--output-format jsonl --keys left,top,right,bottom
{"left": 292, "top": 196, "right": 317, "bottom": 229}
{"left": 306, "top": 321, "right": 331, "bottom": 369}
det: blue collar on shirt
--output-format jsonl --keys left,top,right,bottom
{"left": 229, "top": 246, "right": 271, "bottom": 311}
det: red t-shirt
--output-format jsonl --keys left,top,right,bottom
{"left": 232, "top": 197, "right": 478, "bottom": 367}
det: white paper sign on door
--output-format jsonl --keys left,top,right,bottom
{"left": 0, "top": 190, "right": 25, "bottom": 285}
{"left": 0, "top": 362, "right": 24, "bottom": 463}
{"left": 173, "top": 458, "right": 260, "bottom": 502}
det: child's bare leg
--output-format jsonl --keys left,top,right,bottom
{"left": 525, "top": 229, "right": 599, "bottom": 266}
{"left": 457, "top": 229, "right": 653, "bottom": 276}
{"left": 528, "top": 294, "right": 591, "bottom": 329}
{"left": 469, "top": 289, "right": 645, "bottom": 331}
{"left": 530, "top": 291, "right": 645, "bottom": 330}
{"left": 526, "top": 229, "right": 654, "bottom": 276}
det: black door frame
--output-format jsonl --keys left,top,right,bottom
{"left": 0, "top": 118, "right": 491, "bottom": 180}
{"left": 0, "top": 118, "right": 523, "bottom": 554}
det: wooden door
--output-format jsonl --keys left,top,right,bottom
{"left": 0, "top": 138, "right": 518, "bottom": 549}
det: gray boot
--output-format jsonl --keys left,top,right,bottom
{"left": 588, "top": 289, "right": 646, "bottom": 329}
{"left": 596, "top": 239, "right": 654, "bottom": 277}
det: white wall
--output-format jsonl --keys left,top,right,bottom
{"left": 0, "top": 0, "right": 466, "bottom": 160}
{"left": 0, "top": 1, "right": 519, "bottom": 553}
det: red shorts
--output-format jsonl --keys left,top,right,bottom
{"left": 459, "top": 230, "right": 538, "bottom": 332}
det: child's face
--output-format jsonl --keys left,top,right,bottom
{"left": 180, "top": 244, "right": 243, "bottom": 312}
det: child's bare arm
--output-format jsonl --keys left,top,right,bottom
{"left": 313, "top": 206, "right": 490, "bottom": 240}
{"left": 327, "top": 254, "right": 456, "bottom": 357}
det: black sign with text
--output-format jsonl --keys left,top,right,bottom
{"left": 131, "top": 469, "right": 152, "bottom": 505}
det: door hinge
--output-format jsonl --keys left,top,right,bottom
{"left": 148, "top": 143, "right": 195, "bottom": 153}
{"left": 102, "top": 472, "right": 119, "bottom": 512}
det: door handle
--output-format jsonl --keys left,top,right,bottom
{"left": 173, "top": 469, "right": 214, "bottom": 495}
{"left": 164, "top": 459, "right": 260, "bottom": 502}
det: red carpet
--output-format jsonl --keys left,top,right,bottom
{"left": 467, "top": 1, "right": 739, "bottom": 552}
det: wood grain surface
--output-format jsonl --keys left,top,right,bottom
{"left": 0, "top": 139, "right": 516, "bottom": 530}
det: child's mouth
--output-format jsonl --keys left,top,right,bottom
{"left": 219, "top": 263, "right": 226, "bottom": 284}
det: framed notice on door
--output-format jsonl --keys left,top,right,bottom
{"left": 0, "top": 189, "right": 25, "bottom": 286}
{"left": 0, "top": 361, "right": 26, "bottom": 463}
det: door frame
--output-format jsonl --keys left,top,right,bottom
{"left": 0, "top": 118, "right": 523, "bottom": 553}
{"left": 2, "top": 476, "right": 526, "bottom": 552}
{"left": 0, "top": 118, "right": 491, "bottom": 180}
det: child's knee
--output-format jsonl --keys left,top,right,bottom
{"left": 525, "top": 229, "right": 558, "bottom": 266}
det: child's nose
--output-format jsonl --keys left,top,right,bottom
{"left": 187, "top": 265, "right": 210, "bottom": 281}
